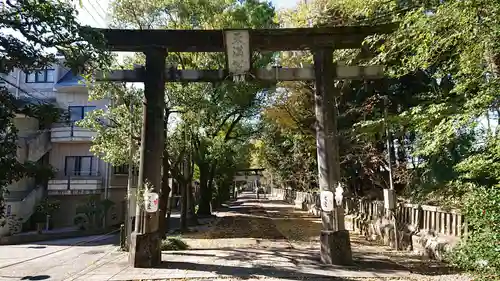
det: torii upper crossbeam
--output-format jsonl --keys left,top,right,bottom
{"left": 96, "top": 24, "right": 396, "bottom": 52}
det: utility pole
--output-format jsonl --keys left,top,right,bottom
{"left": 314, "top": 48, "right": 353, "bottom": 265}
{"left": 383, "top": 95, "right": 399, "bottom": 250}
{"left": 125, "top": 101, "right": 135, "bottom": 248}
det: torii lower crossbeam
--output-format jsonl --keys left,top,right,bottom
{"left": 96, "top": 66, "right": 383, "bottom": 82}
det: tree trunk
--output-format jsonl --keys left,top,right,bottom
{"left": 187, "top": 182, "right": 198, "bottom": 225}
{"left": 207, "top": 162, "right": 217, "bottom": 206}
{"left": 214, "top": 179, "right": 222, "bottom": 208}
{"left": 215, "top": 179, "right": 231, "bottom": 207}
{"left": 166, "top": 187, "right": 174, "bottom": 228}
{"left": 222, "top": 180, "right": 231, "bottom": 202}
{"left": 187, "top": 150, "right": 198, "bottom": 225}
{"left": 388, "top": 132, "right": 396, "bottom": 167}
{"left": 197, "top": 163, "right": 212, "bottom": 217}
{"left": 180, "top": 179, "right": 188, "bottom": 232}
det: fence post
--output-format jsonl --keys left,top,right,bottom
{"left": 463, "top": 217, "right": 468, "bottom": 239}
{"left": 416, "top": 205, "right": 423, "bottom": 232}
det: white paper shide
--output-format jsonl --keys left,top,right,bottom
{"left": 320, "top": 190, "right": 334, "bottom": 212}
{"left": 143, "top": 190, "right": 159, "bottom": 213}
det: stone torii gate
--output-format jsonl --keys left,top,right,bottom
{"left": 95, "top": 24, "right": 395, "bottom": 268}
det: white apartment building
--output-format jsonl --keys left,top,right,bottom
{"left": 0, "top": 61, "right": 128, "bottom": 236}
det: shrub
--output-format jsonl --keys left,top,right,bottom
{"left": 160, "top": 237, "right": 189, "bottom": 251}
{"left": 448, "top": 186, "right": 500, "bottom": 275}
{"left": 73, "top": 214, "right": 90, "bottom": 230}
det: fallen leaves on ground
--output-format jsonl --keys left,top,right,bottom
{"left": 171, "top": 197, "right": 473, "bottom": 281}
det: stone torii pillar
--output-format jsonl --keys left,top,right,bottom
{"left": 314, "top": 48, "right": 352, "bottom": 265}
{"left": 129, "top": 48, "right": 166, "bottom": 268}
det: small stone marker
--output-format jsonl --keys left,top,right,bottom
{"left": 383, "top": 189, "right": 396, "bottom": 209}
{"left": 144, "top": 191, "right": 159, "bottom": 213}
{"left": 320, "top": 190, "right": 334, "bottom": 212}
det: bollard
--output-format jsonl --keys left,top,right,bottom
{"left": 120, "top": 224, "right": 126, "bottom": 251}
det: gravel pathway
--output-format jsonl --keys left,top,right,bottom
{"left": 173, "top": 192, "right": 475, "bottom": 281}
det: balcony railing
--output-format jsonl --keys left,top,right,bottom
{"left": 48, "top": 170, "right": 103, "bottom": 195}
{"left": 63, "top": 170, "right": 101, "bottom": 177}
{"left": 51, "top": 122, "right": 96, "bottom": 142}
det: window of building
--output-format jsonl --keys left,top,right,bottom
{"left": 25, "top": 69, "right": 55, "bottom": 83}
{"left": 113, "top": 164, "right": 138, "bottom": 175}
{"left": 65, "top": 156, "right": 95, "bottom": 176}
{"left": 68, "top": 106, "right": 96, "bottom": 122}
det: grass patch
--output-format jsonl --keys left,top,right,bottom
{"left": 160, "top": 236, "right": 189, "bottom": 251}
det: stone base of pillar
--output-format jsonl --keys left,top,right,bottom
{"left": 129, "top": 231, "right": 161, "bottom": 268}
{"left": 320, "top": 230, "right": 353, "bottom": 265}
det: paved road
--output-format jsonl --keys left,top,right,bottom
{"left": 0, "top": 233, "right": 120, "bottom": 281}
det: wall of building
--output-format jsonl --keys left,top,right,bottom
{"left": 49, "top": 143, "right": 106, "bottom": 177}
{"left": 17, "top": 69, "right": 57, "bottom": 91}
{"left": 50, "top": 195, "right": 84, "bottom": 228}
{"left": 6, "top": 178, "right": 36, "bottom": 194}
{"left": 15, "top": 116, "right": 39, "bottom": 163}
{"left": 54, "top": 91, "right": 108, "bottom": 109}
{"left": 6, "top": 116, "right": 40, "bottom": 195}
{"left": 51, "top": 190, "right": 127, "bottom": 229}
{"left": 106, "top": 189, "right": 126, "bottom": 226}
{"left": 5, "top": 64, "right": 62, "bottom": 100}
{"left": 13, "top": 116, "right": 39, "bottom": 138}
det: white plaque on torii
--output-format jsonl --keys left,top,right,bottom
{"left": 225, "top": 30, "right": 251, "bottom": 81}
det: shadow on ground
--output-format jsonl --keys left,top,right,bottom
{"left": 0, "top": 275, "right": 51, "bottom": 280}
{"left": 25, "top": 233, "right": 120, "bottom": 247}
{"left": 381, "top": 249, "right": 465, "bottom": 276}
{"left": 167, "top": 246, "right": 407, "bottom": 269}
{"left": 157, "top": 251, "right": 407, "bottom": 280}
